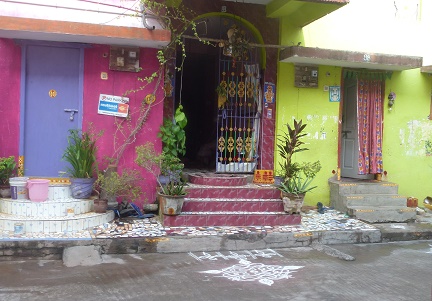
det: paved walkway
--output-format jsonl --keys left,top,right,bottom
{"left": 0, "top": 209, "right": 431, "bottom": 259}
{"left": 0, "top": 210, "right": 376, "bottom": 241}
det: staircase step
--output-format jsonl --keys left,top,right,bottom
{"left": 343, "top": 194, "right": 407, "bottom": 207}
{"left": 1, "top": 198, "right": 94, "bottom": 217}
{"left": 186, "top": 184, "right": 280, "bottom": 199}
{"left": 162, "top": 211, "right": 301, "bottom": 227}
{"left": 188, "top": 173, "right": 248, "bottom": 186}
{"left": 182, "top": 198, "right": 284, "bottom": 212}
{"left": 329, "top": 178, "right": 399, "bottom": 195}
{"left": 348, "top": 206, "right": 416, "bottom": 223}
{"left": 0, "top": 211, "right": 114, "bottom": 233}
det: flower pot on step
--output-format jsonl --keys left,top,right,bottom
{"left": 70, "top": 177, "right": 95, "bottom": 199}
{"left": 0, "top": 185, "right": 11, "bottom": 198}
{"left": 158, "top": 193, "right": 185, "bottom": 216}
{"left": 281, "top": 192, "right": 305, "bottom": 214}
{"left": 93, "top": 199, "right": 108, "bottom": 213}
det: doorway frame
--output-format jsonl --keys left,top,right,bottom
{"left": 16, "top": 40, "right": 87, "bottom": 176}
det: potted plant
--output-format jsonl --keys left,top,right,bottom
{"left": 0, "top": 156, "right": 17, "bottom": 198}
{"left": 276, "top": 119, "right": 321, "bottom": 214}
{"left": 93, "top": 168, "right": 143, "bottom": 212}
{"left": 63, "top": 128, "right": 102, "bottom": 199}
{"left": 158, "top": 104, "right": 187, "bottom": 159}
{"left": 273, "top": 169, "right": 284, "bottom": 186}
{"left": 135, "top": 142, "right": 187, "bottom": 216}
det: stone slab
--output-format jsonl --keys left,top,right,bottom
{"left": 63, "top": 245, "right": 102, "bottom": 267}
{"left": 374, "top": 223, "right": 432, "bottom": 242}
{"left": 348, "top": 206, "right": 416, "bottom": 223}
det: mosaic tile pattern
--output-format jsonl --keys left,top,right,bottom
{"left": 0, "top": 210, "right": 377, "bottom": 240}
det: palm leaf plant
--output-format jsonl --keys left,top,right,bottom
{"left": 63, "top": 129, "right": 100, "bottom": 178}
{"left": 276, "top": 119, "right": 321, "bottom": 195}
{"left": 0, "top": 156, "right": 17, "bottom": 186}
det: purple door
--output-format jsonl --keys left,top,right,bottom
{"left": 23, "top": 45, "right": 82, "bottom": 176}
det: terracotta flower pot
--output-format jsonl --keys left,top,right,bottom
{"left": 93, "top": 199, "right": 108, "bottom": 213}
{"left": 0, "top": 185, "right": 11, "bottom": 198}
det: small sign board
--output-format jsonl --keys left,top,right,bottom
{"left": 264, "top": 82, "right": 275, "bottom": 103}
{"left": 98, "top": 94, "right": 129, "bottom": 118}
{"left": 329, "top": 86, "right": 341, "bottom": 102}
{"left": 253, "top": 169, "right": 274, "bottom": 184}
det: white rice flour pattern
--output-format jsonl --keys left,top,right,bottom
{"left": 189, "top": 249, "right": 304, "bottom": 286}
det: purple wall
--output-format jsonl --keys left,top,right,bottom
{"left": 0, "top": 39, "right": 20, "bottom": 159}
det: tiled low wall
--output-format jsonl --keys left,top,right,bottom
{"left": 0, "top": 211, "right": 114, "bottom": 233}
{"left": 1, "top": 198, "right": 93, "bottom": 217}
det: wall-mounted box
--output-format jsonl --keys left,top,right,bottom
{"left": 109, "top": 46, "right": 140, "bottom": 72}
{"left": 294, "top": 65, "right": 318, "bottom": 88}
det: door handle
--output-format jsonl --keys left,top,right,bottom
{"left": 64, "top": 109, "right": 78, "bottom": 121}
{"left": 341, "top": 130, "right": 352, "bottom": 138}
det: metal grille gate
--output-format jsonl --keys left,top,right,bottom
{"left": 216, "top": 55, "right": 261, "bottom": 173}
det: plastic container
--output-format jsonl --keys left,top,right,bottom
{"left": 9, "top": 177, "right": 29, "bottom": 200}
{"left": 27, "top": 179, "right": 50, "bottom": 202}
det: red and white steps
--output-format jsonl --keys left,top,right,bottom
{"left": 161, "top": 173, "right": 301, "bottom": 227}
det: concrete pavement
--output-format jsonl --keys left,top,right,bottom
{"left": 1, "top": 241, "right": 431, "bottom": 301}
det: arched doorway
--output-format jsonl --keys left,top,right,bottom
{"left": 175, "top": 15, "right": 263, "bottom": 173}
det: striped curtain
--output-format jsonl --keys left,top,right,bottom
{"left": 357, "top": 79, "right": 384, "bottom": 175}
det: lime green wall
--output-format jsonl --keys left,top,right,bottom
{"left": 382, "top": 70, "right": 432, "bottom": 202}
{"left": 279, "top": 17, "right": 304, "bottom": 46}
{"left": 276, "top": 65, "right": 432, "bottom": 206}
{"left": 275, "top": 62, "right": 342, "bottom": 206}
{"left": 276, "top": 3, "right": 432, "bottom": 207}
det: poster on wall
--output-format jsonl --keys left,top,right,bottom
{"left": 98, "top": 94, "right": 129, "bottom": 117}
{"left": 329, "top": 86, "right": 341, "bottom": 102}
{"left": 264, "top": 82, "right": 275, "bottom": 104}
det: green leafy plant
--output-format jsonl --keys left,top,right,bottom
{"left": 278, "top": 161, "right": 322, "bottom": 195}
{"left": 160, "top": 153, "right": 184, "bottom": 180}
{"left": 0, "top": 156, "right": 16, "bottom": 186}
{"left": 111, "top": 1, "right": 208, "bottom": 165}
{"left": 158, "top": 104, "right": 188, "bottom": 158}
{"left": 276, "top": 119, "right": 321, "bottom": 195}
{"left": 222, "top": 24, "right": 250, "bottom": 63}
{"left": 163, "top": 180, "right": 186, "bottom": 196}
{"left": 93, "top": 168, "right": 143, "bottom": 203}
{"left": 215, "top": 83, "right": 227, "bottom": 97}
{"left": 63, "top": 128, "right": 102, "bottom": 178}
{"left": 135, "top": 142, "right": 186, "bottom": 196}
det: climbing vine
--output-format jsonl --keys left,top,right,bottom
{"left": 110, "top": 0, "right": 212, "bottom": 166}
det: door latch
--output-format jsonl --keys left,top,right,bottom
{"left": 64, "top": 109, "right": 78, "bottom": 121}
{"left": 341, "top": 130, "right": 352, "bottom": 138}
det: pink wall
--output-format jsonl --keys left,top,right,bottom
{"left": 83, "top": 45, "right": 164, "bottom": 206}
{"left": 0, "top": 40, "right": 164, "bottom": 205}
{"left": 0, "top": 38, "right": 20, "bottom": 159}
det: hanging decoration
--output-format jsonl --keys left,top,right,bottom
{"left": 220, "top": 25, "right": 250, "bottom": 66}
{"left": 388, "top": 91, "right": 396, "bottom": 110}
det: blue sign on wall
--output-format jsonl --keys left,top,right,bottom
{"left": 98, "top": 94, "right": 129, "bottom": 117}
